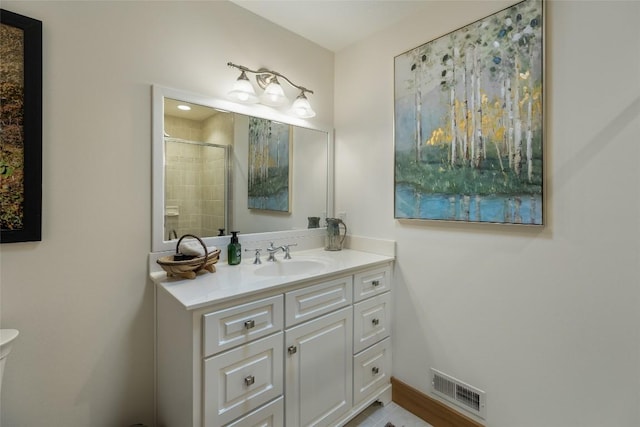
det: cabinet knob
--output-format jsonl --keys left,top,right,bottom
{"left": 372, "top": 366, "right": 379, "bottom": 375}
{"left": 371, "top": 318, "right": 380, "bottom": 326}
{"left": 244, "top": 319, "right": 256, "bottom": 330}
{"left": 372, "top": 280, "right": 380, "bottom": 287}
{"left": 244, "top": 375, "right": 255, "bottom": 386}
{"left": 288, "top": 345, "right": 298, "bottom": 355}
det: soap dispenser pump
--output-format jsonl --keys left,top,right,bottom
{"left": 227, "top": 231, "right": 241, "bottom": 265}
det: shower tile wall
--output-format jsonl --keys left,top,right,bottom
{"left": 203, "top": 113, "right": 233, "bottom": 236}
{"left": 164, "top": 113, "right": 231, "bottom": 240}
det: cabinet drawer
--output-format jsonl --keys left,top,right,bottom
{"left": 353, "top": 292, "right": 391, "bottom": 354}
{"left": 223, "top": 396, "right": 283, "bottom": 427}
{"left": 353, "top": 337, "right": 391, "bottom": 406}
{"left": 204, "top": 333, "right": 283, "bottom": 427}
{"left": 203, "top": 295, "right": 283, "bottom": 357}
{"left": 285, "top": 275, "right": 352, "bottom": 327}
{"left": 353, "top": 265, "right": 391, "bottom": 302}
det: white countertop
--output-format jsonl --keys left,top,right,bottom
{"left": 151, "top": 248, "right": 394, "bottom": 310}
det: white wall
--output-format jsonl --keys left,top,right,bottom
{"left": 335, "top": 1, "right": 640, "bottom": 426}
{"left": 0, "top": 1, "right": 333, "bottom": 426}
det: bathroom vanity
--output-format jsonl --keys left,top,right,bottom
{"left": 151, "top": 246, "right": 394, "bottom": 427}
{"left": 150, "top": 85, "right": 392, "bottom": 426}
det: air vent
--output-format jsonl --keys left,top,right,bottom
{"left": 430, "top": 368, "right": 486, "bottom": 419}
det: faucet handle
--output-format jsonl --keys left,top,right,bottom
{"left": 244, "top": 248, "right": 262, "bottom": 264}
{"left": 282, "top": 243, "right": 298, "bottom": 259}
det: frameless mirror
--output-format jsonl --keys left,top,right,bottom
{"left": 152, "top": 85, "right": 333, "bottom": 252}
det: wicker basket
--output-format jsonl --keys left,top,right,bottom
{"left": 157, "top": 234, "right": 221, "bottom": 280}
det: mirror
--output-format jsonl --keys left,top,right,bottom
{"left": 152, "top": 85, "right": 333, "bottom": 252}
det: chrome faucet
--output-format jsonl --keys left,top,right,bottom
{"left": 266, "top": 242, "right": 283, "bottom": 262}
{"left": 266, "top": 242, "right": 298, "bottom": 261}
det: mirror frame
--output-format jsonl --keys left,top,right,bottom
{"left": 151, "top": 85, "right": 334, "bottom": 252}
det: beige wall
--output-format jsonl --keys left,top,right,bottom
{"left": 0, "top": 1, "right": 333, "bottom": 426}
{"left": 335, "top": 1, "right": 640, "bottom": 426}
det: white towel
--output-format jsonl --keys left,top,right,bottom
{"left": 179, "top": 241, "right": 217, "bottom": 257}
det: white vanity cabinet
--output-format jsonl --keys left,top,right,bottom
{"left": 154, "top": 252, "right": 393, "bottom": 427}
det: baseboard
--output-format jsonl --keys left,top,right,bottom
{"left": 391, "top": 377, "right": 484, "bottom": 427}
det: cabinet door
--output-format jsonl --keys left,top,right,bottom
{"left": 285, "top": 306, "right": 353, "bottom": 427}
{"left": 353, "top": 292, "right": 391, "bottom": 354}
{"left": 204, "top": 333, "right": 283, "bottom": 427}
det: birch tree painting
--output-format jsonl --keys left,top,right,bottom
{"left": 394, "top": 0, "right": 543, "bottom": 225}
{"left": 247, "top": 117, "right": 291, "bottom": 212}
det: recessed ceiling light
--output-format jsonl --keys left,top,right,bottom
{"left": 177, "top": 104, "right": 191, "bottom": 111}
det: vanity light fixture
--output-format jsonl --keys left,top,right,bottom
{"left": 227, "top": 62, "right": 316, "bottom": 118}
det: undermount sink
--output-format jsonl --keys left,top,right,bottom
{"left": 253, "top": 259, "right": 327, "bottom": 277}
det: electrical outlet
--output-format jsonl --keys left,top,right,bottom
{"left": 338, "top": 211, "right": 347, "bottom": 222}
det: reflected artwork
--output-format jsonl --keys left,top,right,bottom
{"left": 248, "top": 117, "right": 291, "bottom": 212}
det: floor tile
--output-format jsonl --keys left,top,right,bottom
{"left": 344, "top": 401, "right": 432, "bottom": 427}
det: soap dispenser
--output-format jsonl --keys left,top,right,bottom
{"left": 227, "top": 231, "right": 241, "bottom": 265}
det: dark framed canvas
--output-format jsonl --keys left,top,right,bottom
{"left": 394, "top": 0, "right": 544, "bottom": 225}
{"left": 0, "top": 9, "right": 42, "bottom": 242}
{"left": 247, "top": 117, "right": 292, "bottom": 212}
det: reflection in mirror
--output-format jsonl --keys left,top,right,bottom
{"left": 163, "top": 98, "right": 231, "bottom": 241}
{"left": 152, "top": 86, "right": 333, "bottom": 252}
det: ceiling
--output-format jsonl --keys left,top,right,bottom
{"left": 230, "top": 0, "right": 432, "bottom": 52}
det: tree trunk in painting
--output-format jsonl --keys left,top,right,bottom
{"left": 513, "top": 57, "right": 522, "bottom": 177}
{"left": 526, "top": 45, "right": 535, "bottom": 183}
{"left": 461, "top": 67, "right": 469, "bottom": 164}
{"left": 505, "top": 77, "right": 514, "bottom": 169}
{"left": 415, "top": 88, "right": 423, "bottom": 163}
{"left": 475, "top": 48, "right": 485, "bottom": 167}
{"left": 468, "top": 46, "right": 476, "bottom": 167}
{"left": 449, "top": 48, "right": 458, "bottom": 167}
{"left": 471, "top": 46, "right": 483, "bottom": 168}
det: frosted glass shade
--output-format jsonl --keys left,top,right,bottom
{"left": 228, "top": 73, "right": 259, "bottom": 104}
{"left": 291, "top": 94, "right": 316, "bottom": 118}
{"left": 260, "top": 81, "right": 288, "bottom": 107}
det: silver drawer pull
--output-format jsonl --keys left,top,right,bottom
{"left": 371, "top": 318, "right": 380, "bottom": 326}
{"left": 288, "top": 345, "right": 297, "bottom": 355}
{"left": 244, "top": 319, "right": 256, "bottom": 330}
{"left": 372, "top": 280, "right": 380, "bottom": 287}
{"left": 244, "top": 375, "right": 255, "bottom": 386}
{"left": 372, "top": 367, "right": 380, "bottom": 375}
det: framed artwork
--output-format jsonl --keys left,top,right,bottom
{"left": 247, "top": 117, "right": 291, "bottom": 212}
{"left": 0, "top": 9, "right": 42, "bottom": 242}
{"left": 394, "top": 0, "right": 544, "bottom": 225}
